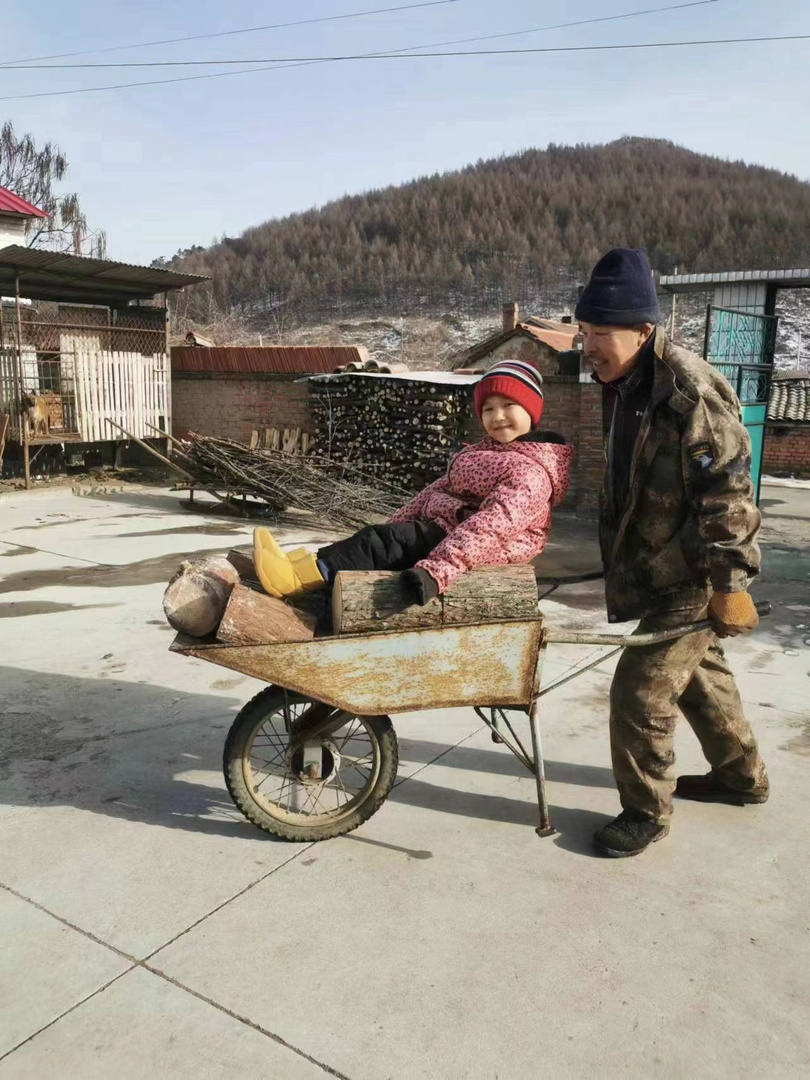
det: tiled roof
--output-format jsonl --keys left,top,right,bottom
{"left": 768, "top": 373, "right": 810, "bottom": 422}
{"left": 454, "top": 321, "right": 578, "bottom": 368}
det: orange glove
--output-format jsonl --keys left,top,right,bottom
{"left": 708, "top": 591, "right": 759, "bottom": 638}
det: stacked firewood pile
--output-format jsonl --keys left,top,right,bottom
{"left": 308, "top": 375, "right": 475, "bottom": 491}
{"left": 181, "top": 433, "right": 409, "bottom": 529}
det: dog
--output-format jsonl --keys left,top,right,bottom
{"left": 21, "top": 391, "right": 50, "bottom": 438}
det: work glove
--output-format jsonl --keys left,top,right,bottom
{"left": 400, "top": 567, "right": 440, "bottom": 606}
{"left": 708, "top": 590, "right": 759, "bottom": 638}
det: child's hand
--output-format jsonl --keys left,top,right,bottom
{"left": 400, "top": 568, "right": 439, "bottom": 606}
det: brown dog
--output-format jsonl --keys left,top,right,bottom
{"left": 21, "top": 391, "right": 50, "bottom": 437}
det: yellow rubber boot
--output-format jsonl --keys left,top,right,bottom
{"left": 254, "top": 528, "right": 298, "bottom": 598}
{"left": 288, "top": 551, "right": 327, "bottom": 592}
{"left": 254, "top": 527, "right": 285, "bottom": 559}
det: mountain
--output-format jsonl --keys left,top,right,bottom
{"left": 159, "top": 137, "right": 810, "bottom": 322}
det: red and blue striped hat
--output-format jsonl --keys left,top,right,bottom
{"left": 473, "top": 359, "right": 544, "bottom": 426}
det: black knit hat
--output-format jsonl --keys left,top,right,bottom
{"left": 575, "top": 248, "right": 661, "bottom": 326}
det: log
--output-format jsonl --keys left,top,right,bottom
{"left": 163, "top": 555, "right": 241, "bottom": 637}
{"left": 226, "top": 548, "right": 257, "bottom": 580}
{"left": 332, "top": 565, "right": 538, "bottom": 635}
{"left": 217, "top": 584, "right": 317, "bottom": 645}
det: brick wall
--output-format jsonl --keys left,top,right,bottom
{"left": 763, "top": 424, "right": 810, "bottom": 478}
{"left": 172, "top": 373, "right": 315, "bottom": 443}
{"left": 172, "top": 370, "right": 606, "bottom": 513}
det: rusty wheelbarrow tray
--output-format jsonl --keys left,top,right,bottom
{"left": 171, "top": 597, "right": 770, "bottom": 843}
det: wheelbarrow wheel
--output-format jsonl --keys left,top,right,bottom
{"left": 223, "top": 687, "right": 398, "bottom": 842}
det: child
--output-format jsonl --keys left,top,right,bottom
{"left": 254, "top": 359, "right": 573, "bottom": 606}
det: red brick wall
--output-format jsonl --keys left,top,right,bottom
{"left": 171, "top": 370, "right": 607, "bottom": 513}
{"left": 171, "top": 373, "right": 315, "bottom": 443}
{"left": 763, "top": 424, "right": 810, "bottom": 478}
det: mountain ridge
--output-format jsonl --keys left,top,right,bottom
{"left": 158, "top": 137, "right": 810, "bottom": 322}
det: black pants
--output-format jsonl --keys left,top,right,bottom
{"left": 318, "top": 520, "right": 446, "bottom": 578}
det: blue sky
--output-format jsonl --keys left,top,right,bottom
{"left": 2, "top": 0, "right": 808, "bottom": 265}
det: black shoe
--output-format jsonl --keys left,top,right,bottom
{"left": 675, "top": 772, "right": 769, "bottom": 805}
{"left": 593, "top": 809, "right": 670, "bottom": 858}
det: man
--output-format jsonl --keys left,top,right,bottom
{"left": 575, "top": 248, "right": 769, "bottom": 858}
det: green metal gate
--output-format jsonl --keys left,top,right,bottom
{"left": 703, "top": 306, "right": 777, "bottom": 503}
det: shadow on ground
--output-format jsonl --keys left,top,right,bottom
{"left": 0, "top": 665, "right": 613, "bottom": 857}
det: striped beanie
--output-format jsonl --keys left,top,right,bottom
{"left": 474, "top": 359, "right": 544, "bottom": 426}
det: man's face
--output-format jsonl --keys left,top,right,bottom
{"left": 579, "top": 322, "right": 654, "bottom": 383}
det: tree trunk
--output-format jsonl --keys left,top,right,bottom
{"left": 163, "top": 555, "right": 241, "bottom": 637}
{"left": 217, "top": 584, "right": 316, "bottom": 645}
{"left": 332, "top": 565, "right": 538, "bottom": 635}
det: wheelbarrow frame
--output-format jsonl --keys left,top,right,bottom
{"left": 171, "top": 589, "right": 770, "bottom": 839}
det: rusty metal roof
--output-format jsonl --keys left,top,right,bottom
{"left": 0, "top": 244, "right": 207, "bottom": 304}
{"left": 0, "top": 186, "right": 47, "bottom": 218}
{"left": 171, "top": 345, "right": 370, "bottom": 375}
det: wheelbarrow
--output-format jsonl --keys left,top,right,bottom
{"left": 170, "top": 583, "right": 770, "bottom": 843}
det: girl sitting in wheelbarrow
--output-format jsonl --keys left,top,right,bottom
{"left": 254, "top": 359, "right": 573, "bottom": 607}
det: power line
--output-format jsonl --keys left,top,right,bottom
{"left": 1, "top": 34, "right": 806, "bottom": 81}
{"left": 0, "top": 0, "right": 461, "bottom": 67}
{"left": 0, "top": 0, "right": 726, "bottom": 69}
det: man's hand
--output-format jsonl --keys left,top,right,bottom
{"left": 708, "top": 590, "right": 759, "bottom": 638}
{"left": 400, "top": 568, "right": 439, "bottom": 606}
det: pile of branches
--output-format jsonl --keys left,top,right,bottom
{"left": 181, "top": 433, "right": 410, "bottom": 530}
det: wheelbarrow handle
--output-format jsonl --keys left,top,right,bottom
{"left": 544, "top": 601, "right": 771, "bottom": 648}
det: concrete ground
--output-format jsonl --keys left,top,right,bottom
{"left": 1, "top": 481, "right": 808, "bottom": 1079}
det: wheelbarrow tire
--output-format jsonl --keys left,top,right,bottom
{"left": 223, "top": 686, "right": 398, "bottom": 842}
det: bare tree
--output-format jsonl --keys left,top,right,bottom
{"left": 0, "top": 121, "right": 107, "bottom": 258}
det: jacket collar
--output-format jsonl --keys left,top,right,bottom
{"left": 651, "top": 326, "right": 696, "bottom": 414}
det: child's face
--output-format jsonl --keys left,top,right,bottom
{"left": 481, "top": 394, "right": 532, "bottom": 443}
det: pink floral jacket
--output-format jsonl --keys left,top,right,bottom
{"left": 389, "top": 436, "right": 574, "bottom": 593}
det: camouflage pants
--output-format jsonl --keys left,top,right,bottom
{"left": 610, "top": 605, "right": 769, "bottom": 823}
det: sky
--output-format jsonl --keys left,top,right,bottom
{"left": 1, "top": 0, "right": 809, "bottom": 266}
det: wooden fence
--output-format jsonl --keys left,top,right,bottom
{"left": 0, "top": 349, "right": 171, "bottom": 442}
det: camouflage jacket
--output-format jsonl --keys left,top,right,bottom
{"left": 600, "top": 327, "right": 761, "bottom": 622}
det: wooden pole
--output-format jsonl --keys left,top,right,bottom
{"left": 104, "top": 416, "right": 196, "bottom": 480}
{"left": 15, "top": 275, "right": 29, "bottom": 489}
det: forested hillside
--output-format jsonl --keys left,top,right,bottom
{"left": 158, "top": 137, "right": 810, "bottom": 322}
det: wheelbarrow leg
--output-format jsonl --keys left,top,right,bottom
{"left": 529, "top": 644, "right": 555, "bottom": 838}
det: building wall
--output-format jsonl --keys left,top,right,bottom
{"left": 171, "top": 372, "right": 315, "bottom": 442}
{"left": 485, "top": 337, "right": 561, "bottom": 377}
{"left": 172, "top": 370, "right": 606, "bottom": 514}
{"left": 0, "top": 213, "right": 27, "bottom": 249}
{"left": 763, "top": 424, "right": 810, "bottom": 478}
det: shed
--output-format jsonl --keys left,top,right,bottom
{"left": 0, "top": 197, "right": 206, "bottom": 483}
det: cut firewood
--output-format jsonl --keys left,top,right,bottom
{"left": 163, "top": 555, "right": 241, "bottom": 637}
{"left": 217, "top": 584, "right": 317, "bottom": 645}
{"left": 332, "top": 565, "right": 538, "bottom": 635}
{"left": 226, "top": 548, "right": 256, "bottom": 580}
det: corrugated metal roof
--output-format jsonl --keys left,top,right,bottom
{"left": 307, "top": 370, "right": 480, "bottom": 386}
{"left": 661, "top": 268, "right": 810, "bottom": 293}
{"left": 171, "top": 345, "right": 369, "bottom": 375}
{"left": 0, "top": 185, "right": 47, "bottom": 218}
{"left": 0, "top": 244, "right": 207, "bottom": 304}
{"left": 454, "top": 322, "right": 578, "bottom": 368}
{"left": 768, "top": 375, "right": 810, "bottom": 422}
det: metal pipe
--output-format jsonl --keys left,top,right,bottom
{"left": 528, "top": 644, "right": 554, "bottom": 837}
{"left": 544, "top": 602, "right": 770, "bottom": 648}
